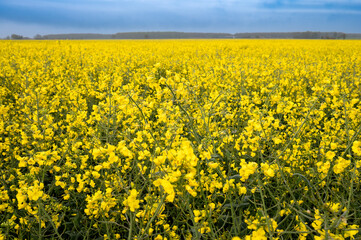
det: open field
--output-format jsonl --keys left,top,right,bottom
{"left": 1, "top": 40, "right": 361, "bottom": 239}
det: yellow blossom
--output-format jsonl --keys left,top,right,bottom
{"left": 123, "top": 189, "right": 140, "bottom": 212}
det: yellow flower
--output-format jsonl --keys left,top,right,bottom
{"left": 312, "top": 210, "right": 323, "bottom": 230}
{"left": 63, "top": 194, "right": 70, "bottom": 200}
{"left": 16, "top": 191, "right": 27, "bottom": 209}
{"left": 94, "top": 165, "right": 102, "bottom": 171}
{"left": 91, "top": 171, "right": 100, "bottom": 179}
{"left": 325, "top": 151, "right": 336, "bottom": 160}
{"left": 333, "top": 157, "right": 350, "bottom": 174}
{"left": 27, "top": 182, "right": 44, "bottom": 201}
{"left": 154, "top": 235, "right": 163, "bottom": 240}
{"left": 352, "top": 141, "right": 361, "bottom": 156}
{"left": 92, "top": 148, "right": 103, "bottom": 159}
{"left": 325, "top": 202, "right": 341, "bottom": 213}
{"left": 273, "top": 137, "right": 282, "bottom": 145}
{"left": 247, "top": 228, "right": 267, "bottom": 240}
{"left": 261, "top": 163, "right": 275, "bottom": 178}
{"left": 317, "top": 161, "right": 330, "bottom": 175}
{"left": 123, "top": 189, "right": 140, "bottom": 212}
{"left": 239, "top": 160, "right": 258, "bottom": 182}
{"left": 193, "top": 210, "right": 202, "bottom": 223}
{"left": 344, "top": 224, "right": 359, "bottom": 239}
{"left": 154, "top": 179, "right": 175, "bottom": 202}
{"left": 209, "top": 162, "right": 219, "bottom": 169}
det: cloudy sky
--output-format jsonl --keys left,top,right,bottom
{"left": 0, "top": 0, "right": 361, "bottom": 38}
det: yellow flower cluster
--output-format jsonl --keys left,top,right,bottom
{"left": 0, "top": 39, "right": 361, "bottom": 239}
{"left": 122, "top": 189, "right": 140, "bottom": 212}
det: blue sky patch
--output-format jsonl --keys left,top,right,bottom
{"left": 0, "top": 0, "right": 360, "bottom": 37}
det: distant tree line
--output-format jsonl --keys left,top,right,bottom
{"left": 4, "top": 34, "right": 31, "bottom": 40}
{"left": 234, "top": 31, "right": 347, "bottom": 39}
{"left": 32, "top": 32, "right": 234, "bottom": 40}
{"left": 2, "top": 31, "right": 361, "bottom": 40}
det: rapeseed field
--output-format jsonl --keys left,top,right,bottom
{"left": 1, "top": 39, "right": 361, "bottom": 239}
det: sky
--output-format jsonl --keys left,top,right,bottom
{"left": 0, "top": 0, "right": 361, "bottom": 38}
